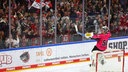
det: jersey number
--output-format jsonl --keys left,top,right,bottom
{"left": 102, "top": 40, "right": 107, "bottom": 46}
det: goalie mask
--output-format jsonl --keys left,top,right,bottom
{"left": 102, "top": 26, "right": 109, "bottom": 33}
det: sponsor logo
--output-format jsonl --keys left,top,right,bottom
{"left": 36, "top": 48, "right": 52, "bottom": 57}
{"left": 36, "top": 48, "right": 52, "bottom": 62}
{"left": 109, "top": 41, "right": 128, "bottom": 49}
{"left": 46, "top": 48, "right": 52, "bottom": 56}
{"left": 20, "top": 52, "right": 30, "bottom": 63}
{"left": 36, "top": 51, "right": 44, "bottom": 56}
{"left": 0, "top": 54, "right": 12, "bottom": 67}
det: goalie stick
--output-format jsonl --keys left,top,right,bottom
{"left": 74, "top": 24, "right": 94, "bottom": 39}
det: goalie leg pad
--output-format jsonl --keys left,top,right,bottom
{"left": 90, "top": 51, "right": 101, "bottom": 67}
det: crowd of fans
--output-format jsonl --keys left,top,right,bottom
{"left": 0, "top": 0, "right": 128, "bottom": 49}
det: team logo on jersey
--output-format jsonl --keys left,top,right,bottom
{"left": 20, "top": 52, "right": 30, "bottom": 63}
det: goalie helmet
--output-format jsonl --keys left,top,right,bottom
{"left": 102, "top": 26, "right": 109, "bottom": 33}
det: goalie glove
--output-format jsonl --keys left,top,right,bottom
{"left": 77, "top": 31, "right": 94, "bottom": 39}
{"left": 85, "top": 32, "right": 94, "bottom": 39}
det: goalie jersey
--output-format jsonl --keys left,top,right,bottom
{"left": 92, "top": 32, "right": 111, "bottom": 51}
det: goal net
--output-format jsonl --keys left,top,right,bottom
{"left": 96, "top": 50, "right": 125, "bottom": 72}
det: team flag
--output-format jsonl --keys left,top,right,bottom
{"left": 31, "top": 0, "right": 45, "bottom": 9}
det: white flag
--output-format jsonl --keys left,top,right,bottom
{"left": 31, "top": 0, "right": 45, "bottom": 9}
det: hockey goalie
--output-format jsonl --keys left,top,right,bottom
{"left": 75, "top": 25, "right": 124, "bottom": 72}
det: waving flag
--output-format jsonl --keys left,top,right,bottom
{"left": 31, "top": 0, "right": 45, "bottom": 9}
{"left": 29, "top": 0, "right": 53, "bottom": 13}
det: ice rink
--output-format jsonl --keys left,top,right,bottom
{"left": 10, "top": 61, "right": 90, "bottom": 72}
{"left": 10, "top": 56, "right": 128, "bottom": 72}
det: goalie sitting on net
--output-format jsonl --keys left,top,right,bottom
{"left": 90, "top": 26, "right": 111, "bottom": 66}
{"left": 75, "top": 25, "right": 111, "bottom": 66}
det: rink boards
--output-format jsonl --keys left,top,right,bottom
{"left": 0, "top": 36, "right": 128, "bottom": 72}
{"left": 9, "top": 52, "right": 128, "bottom": 72}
